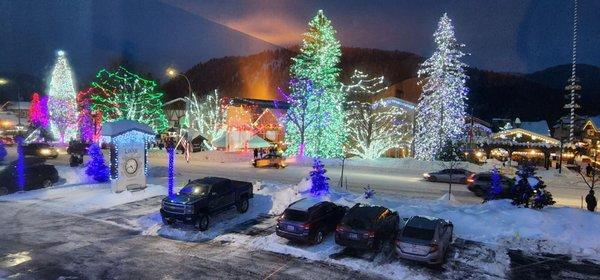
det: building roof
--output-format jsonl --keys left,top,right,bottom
{"left": 101, "top": 119, "right": 155, "bottom": 137}
{"left": 587, "top": 116, "right": 600, "bottom": 130}
{"left": 519, "top": 121, "right": 550, "bottom": 136}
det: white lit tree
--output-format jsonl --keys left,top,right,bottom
{"left": 47, "top": 50, "right": 78, "bottom": 142}
{"left": 290, "top": 10, "right": 345, "bottom": 158}
{"left": 344, "top": 70, "right": 411, "bottom": 159}
{"left": 185, "top": 90, "right": 226, "bottom": 150}
{"left": 414, "top": 13, "right": 469, "bottom": 161}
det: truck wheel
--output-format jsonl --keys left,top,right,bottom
{"left": 195, "top": 215, "right": 209, "bottom": 231}
{"left": 236, "top": 198, "right": 249, "bottom": 213}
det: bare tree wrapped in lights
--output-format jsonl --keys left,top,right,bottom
{"left": 414, "top": 13, "right": 469, "bottom": 161}
{"left": 343, "top": 70, "right": 411, "bottom": 159}
{"left": 184, "top": 90, "right": 226, "bottom": 150}
{"left": 47, "top": 51, "right": 78, "bottom": 142}
{"left": 91, "top": 67, "right": 168, "bottom": 133}
{"left": 279, "top": 78, "right": 322, "bottom": 157}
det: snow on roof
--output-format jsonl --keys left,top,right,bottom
{"left": 101, "top": 119, "right": 155, "bottom": 137}
{"left": 520, "top": 121, "right": 550, "bottom": 136}
{"left": 587, "top": 116, "right": 600, "bottom": 130}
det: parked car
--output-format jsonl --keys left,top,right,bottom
{"left": 335, "top": 204, "right": 399, "bottom": 250}
{"left": 0, "top": 158, "right": 59, "bottom": 195}
{"left": 160, "top": 177, "right": 253, "bottom": 231}
{"left": 395, "top": 216, "right": 453, "bottom": 265}
{"left": 422, "top": 169, "right": 474, "bottom": 184}
{"left": 276, "top": 198, "right": 347, "bottom": 244}
{"left": 467, "top": 172, "right": 513, "bottom": 197}
{"left": 253, "top": 154, "right": 286, "bottom": 168}
{"left": 22, "top": 143, "right": 59, "bottom": 158}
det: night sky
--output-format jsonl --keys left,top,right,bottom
{"left": 0, "top": 0, "right": 599, "bottom": 85}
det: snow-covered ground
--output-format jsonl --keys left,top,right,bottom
{"left": 133, "top": 178, "right": 600, "bottom": 279}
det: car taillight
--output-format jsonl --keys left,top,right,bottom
{"left": 363, "top": 231, "right": 375, "bottom": 238}
{"left": 300, "top": 223, "right": 311, "bottom": 230}
{"left": 336, "top": 225, "right": 346, "bottom": 232}
{"left": 429, "top": 244, "right": 439, "bottom": 252}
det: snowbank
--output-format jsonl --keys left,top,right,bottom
{"left": 0, "top": 183, "right": 166, "bottom": 214}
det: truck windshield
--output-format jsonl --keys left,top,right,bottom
{"left": 179, "top": 183, "right": 211, "bottom": 196}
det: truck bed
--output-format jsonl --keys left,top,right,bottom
{"left": 230, "top": 180, "right": 253, "bottom": 196}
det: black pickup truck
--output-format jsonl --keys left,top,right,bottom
{"left": 160, "top": 177, "right": 253, "bottom": 231}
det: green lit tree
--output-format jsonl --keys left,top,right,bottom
{"left": 91, "top": 67, "right": 168, "bottom": 133}
{"left": 290, "top": 10, "right": 345, "bottom": 158}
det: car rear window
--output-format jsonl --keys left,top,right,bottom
{"left": 403, "top": 226, "right": 435, "bottom": 241}
{"left": 284, "top": 209, "right": 309, "bottom": 222}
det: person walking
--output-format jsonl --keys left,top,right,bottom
{"left": 253, "top": 148, "right": 258, "bottom": 159}
{"left": 585, "top": 189, "right": 597, "bottom": 212}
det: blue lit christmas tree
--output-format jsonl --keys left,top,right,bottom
{"left": 0, "top": 140, "right": 6, "bottom": 163}
{"left": 486, "top": 167, "right": 503, "bottom": 201}
{"left": 310, "top": 158, "right": 330, "bottom": 196}
{"left": 512, "top": 165, "right": 555, "bottom": 209}
{"left": 85, "top": 143, "right": 110, "bottom": 182}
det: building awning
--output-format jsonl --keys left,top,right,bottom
{"left": 488, "top": 128, "right": 560, "bottom": 147}
{"left": 247, "top": 135, "right": 271, "bottom": 148}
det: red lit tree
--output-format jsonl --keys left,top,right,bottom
{"left": 29, "top": 92, "right": 49, "bottom": 128}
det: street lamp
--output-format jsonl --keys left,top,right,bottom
{"left": 0, "top": 78, "right": 8, "bottom": 85}
{"left": 165, "top": 67, "right": 192, "bottom": 98}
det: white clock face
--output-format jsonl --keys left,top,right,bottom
{"left": 125, "top": 159, "right": 138, "bottom": 174}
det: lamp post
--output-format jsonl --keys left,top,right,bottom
{"left": 166, "top": 67, "right": 192, "bottom": 99}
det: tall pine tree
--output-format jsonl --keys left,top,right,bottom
{"left": 290, "top": 10, "right": 345, "bottom": 158}
{"left": 309, "top": 158, "right": 330, "bottom": 196}
{"left": 414, "top": 14, "right": 468, "bottom": 161}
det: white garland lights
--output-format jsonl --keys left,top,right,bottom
{"left": 414, "top": 13, "right": 469, "bottom": 161}
{"left": 184, "top": 90, "right": 226, "bottom": 150}
{"left": 47, "top": 50, "right": 78, "bottom": 142}
{"left": 101, "top": 130, "right": 155, "bottom": 179}
{"left": 343, "top": 70, "right": 412, "bottom": 159}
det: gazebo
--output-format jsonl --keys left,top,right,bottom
{"left": 480, "top": 128, "right": 560, "bottom": 169}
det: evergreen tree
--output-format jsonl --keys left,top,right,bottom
{"left": 290, "top": 10, "right": 345, "bottom": 158}
{"left": 414, "top": 13, "right": 469, "bottom": 161}
{"left": 85, "top": 143, "right": 110, "bottom": 183}
{"left": 29, "top": 93, "right": 49, "bottom": 128}
{"left": 485, "top": 167, "right": 503, "bottom": 201}
{"left": 310, "top": 158, "right": 330, "bottom": 196}
{"left": 0, "top": 140, "right": 6, "bottom": 163}
{"left": 512, "top": 165, "right": 555, "bottom": 209}
{"left": 47, "top": 51, "right": 78, "bottom": 142}
{"left": 91, "top": 67, "right": 168, "bottom": 133}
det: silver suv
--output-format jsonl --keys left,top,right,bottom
{"left": 395, "top": 216, "right": 453, "bottom": 265}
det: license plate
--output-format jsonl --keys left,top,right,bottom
{"left": 349, "top": 233, "right": 358, "bottom": 240}
{"left": 286, "top": 225, "right": 295, "bottom": 231}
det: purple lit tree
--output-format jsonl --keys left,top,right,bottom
{"left": 85, "top": 143, "right": 110, "bottom": 182}
{"left": 279, "top": 78, "right": 322, "bottom": 157}
{"left": 309, "top": 158, "right": 330, "bottom": 196}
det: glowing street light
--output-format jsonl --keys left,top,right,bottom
{"left": 0, "top": 78, "right": 8, "bottom": 85}
{"left": 165, "top": 67, "right": 192, "bottom": 98}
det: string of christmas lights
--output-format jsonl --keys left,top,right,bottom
{"left": 91, "top": 67, "right": 168, "bottom": 133}
{"left": 414, "top": 13, "right": 469, "bottom": 161}
{"left": 47, "top": 50, "right": 78, "bottom": 142}
{"left": 343, "top": 70, "right": 412, "bottom": 159}
{"left": 290, "top": 10, "right": 345, "bottom": 158}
